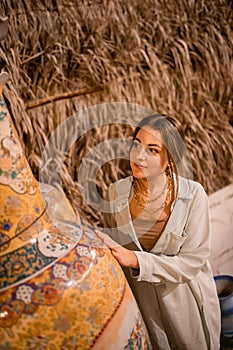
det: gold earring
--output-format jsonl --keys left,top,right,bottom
{"left": 165, "top": 163, "right": 172, "bottom": 178}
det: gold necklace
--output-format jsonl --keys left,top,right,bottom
{"left": 133, "top": 177, "right": 173, "bottom": 215}
{"left": 133, "top": 180, "right": 166, "bottom": 204}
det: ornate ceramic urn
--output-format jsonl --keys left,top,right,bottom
{"left": 0, "top": 18, "right": 150, "bottom": 350}
{"left": 214, "top": 275, "right": 233, "bottom": 347}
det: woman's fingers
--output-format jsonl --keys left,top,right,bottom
{"left": 95, "top": 230, "right": 120, "bottom": 249}
{"left": 95, "top": 230, "right": 139, "bottom": 268}
{"left": 112, "top": 247, "right": 139, "bottom": 269}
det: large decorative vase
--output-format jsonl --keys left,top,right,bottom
{"left": 214, "top": 275, "right": 233, "bottom": 347}
{"left": 0, "top": 17, "right": 151, "bottom": 349}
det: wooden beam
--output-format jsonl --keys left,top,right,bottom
{"left": 25, "top": 86, "right": 103, "bottom": 109}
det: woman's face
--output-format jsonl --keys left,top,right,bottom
{"left": 130, "top": 126, "right": 169, "bottom": 180}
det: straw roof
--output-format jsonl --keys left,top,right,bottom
{"left": 0, "top": 0, "right": 232, "bottom": 225}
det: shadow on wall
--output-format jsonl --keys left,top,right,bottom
{"left": 208, "top": 184, "right": 233, "bottom": 276}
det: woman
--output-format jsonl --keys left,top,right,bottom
{"left": 97, "top": 114, "right": 221, "bottom": 350}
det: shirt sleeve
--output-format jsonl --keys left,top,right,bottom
{"left": 133, "top": 183, "right": 212, "bottom": 285}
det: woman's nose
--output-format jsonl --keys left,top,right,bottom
{"left": 135, "top": 145, "right": 147, "bottom": 160}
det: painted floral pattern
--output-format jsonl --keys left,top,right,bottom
{"left": 0, "top": 223, "right": 82, "bottom": 290}
{"left": 124, "top": 315, "right": 149, "bottom": 350}
{"left": 0, "top": 97, "right": 37, "bottom": 195}
{"left": 0, "top": 227, "right": 146, "bottom": 349}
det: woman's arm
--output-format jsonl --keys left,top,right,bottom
{"left": 100, "top": 182, "right": 211, "bottom": 285}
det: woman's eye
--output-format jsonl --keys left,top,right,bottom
{"left": 132, "top": 142, "right": 140, "bottom": 149}
{"left": 148, "top": 148, "right": 159, "bottom": 154}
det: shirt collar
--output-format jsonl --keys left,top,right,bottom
{"left": 115, "top": 175, "right": 193, "bottom": 204}
{"left": 177, "top": 176, "right": 193, "bottom": 200}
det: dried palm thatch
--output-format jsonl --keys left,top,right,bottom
{"left": 0, "top": 0, "right": 232, "bottom": 225}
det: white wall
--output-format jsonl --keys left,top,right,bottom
{"left": 208, "top": 184, "right": 233, "bottom": 276}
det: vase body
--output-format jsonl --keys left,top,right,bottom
{"left": 214, "top": 275, "right": 233, "bottom": 340}
{"left": 0, "top": 184, "right": 150, "bottom": 349}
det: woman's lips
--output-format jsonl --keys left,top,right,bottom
{"left": 134, "top": 163, "right": 147, "bottom": 169}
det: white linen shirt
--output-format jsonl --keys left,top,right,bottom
{"left": 104, "top": 176, "right": 221, "bottom": 350}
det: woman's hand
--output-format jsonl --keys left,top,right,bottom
{"left": 95, "top": 230, "right": 139, "bottom": 269}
